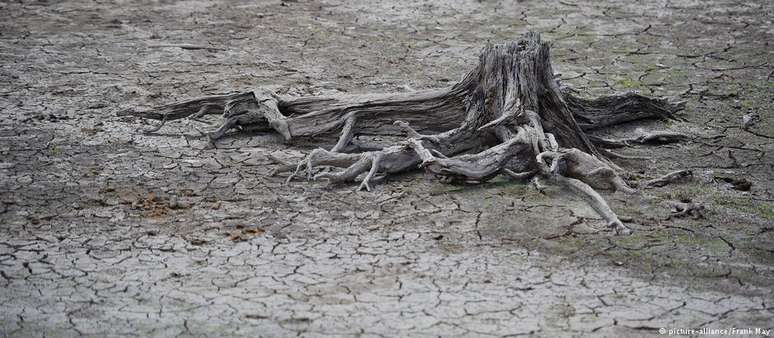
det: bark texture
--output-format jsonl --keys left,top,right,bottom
{"left": 121, "top": 32, "right": 684, "bottom": 234}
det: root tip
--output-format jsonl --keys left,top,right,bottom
{"left": 610, "top": 221, "right": 632, "bottom": 235}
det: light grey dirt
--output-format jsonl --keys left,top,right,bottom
{"left": 1, "top": 0, "right": 773, "bottom": 337}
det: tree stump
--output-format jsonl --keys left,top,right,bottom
{"left": 120, "top": 32, "right": 685, "bottom": 235}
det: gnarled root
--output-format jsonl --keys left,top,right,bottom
{"left": 536, "top": 151, "right": 632, "bottom": 235}
{"left": 565, "top": 91, "right": 685, "bottom": 131}
{"left": 284, "top": 145, "right": 422, "bottom": 191}
{"left": 312, "top": 151, "right": 386, "bottom": 192}
{"left": 118, "top": 90, "right": 290, "bottom": 141}
{"left": 286, "top": 148, "right": 361, "bottom": 183}
{"left": 536, "top": 149, "right": 636, "bottom": 194}
{"left": 407, "top": 134, "right": 530, "bottom": 184}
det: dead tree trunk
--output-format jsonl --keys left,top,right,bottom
{"left": 120, "top": 32, "right": 684, "bottom": 235}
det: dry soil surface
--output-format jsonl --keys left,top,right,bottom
{"left": 1, "top": 0, "right": 773, "bottom": 337}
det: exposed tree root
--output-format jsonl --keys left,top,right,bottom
{"left": 645, "top": 170, "right": 693, "bottom": 188}
{"left": 534, "top": 150, "right": 632, "bottom": 235}
{"left": 120, "top": 32, "right": 686, "bottom": 235}
{"left": 587, "top": 129, "right": 689, "bottom": 149}
{"left": 564, "top": 91, "right": 685, "bottom": 131}
{"left": 667, "top": 199, "right": 704, "bottom": 219}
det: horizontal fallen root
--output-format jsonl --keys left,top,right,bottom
{"left": 645, "top": 170, "right": 693, "bottom": 188}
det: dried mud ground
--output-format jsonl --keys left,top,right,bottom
{"left": 1, "top": 0, "right": 774, "bottom": 337}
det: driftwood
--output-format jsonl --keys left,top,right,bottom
{"left": 120, "top": 32, "right": 686, "bottom": 235}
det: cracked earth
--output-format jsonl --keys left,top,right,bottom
{"left": 1, "top": 0, "right": 773, "bottom": 337}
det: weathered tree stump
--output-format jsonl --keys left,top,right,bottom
{"left": 120, "top": 32, "right": 685, "bottom": 235}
